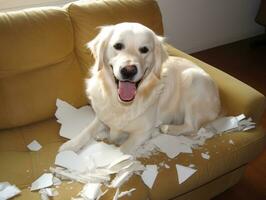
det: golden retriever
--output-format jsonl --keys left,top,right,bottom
{"left": 59, "top": 22, "right": 221, "bottom": 154}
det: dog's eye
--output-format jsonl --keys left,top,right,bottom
{"left": 139, "top": 46, "right": 149, "bottom": 54}
{"left": 113, "top": 43, "right": 124, "bottom": 50}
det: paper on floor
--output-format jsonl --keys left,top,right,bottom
{"left": 0, "top": 182, "right": 21, "bottom": 200}
{"left": 141, "top": 165, "right": 158, "bottom": 189}
{"left": 27, "top": 140, "right": 42, "bottom": 151}
{"left": 176, "top": 164, "right": 197, "bottom": 184}
{"left": 31, "top": 173, "right": 53, "bottom": 191}
{"left": 55, "top": 99, "right": 95, "bottom": 139}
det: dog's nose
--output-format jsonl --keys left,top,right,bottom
{"left": 120, "top": 65, "right": 138, "bottom": 79}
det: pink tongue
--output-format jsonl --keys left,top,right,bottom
{"left": 118, "top": 81, "right": 136, "bottom": 101}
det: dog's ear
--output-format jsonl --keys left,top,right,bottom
{"left": 86, "top": 26, "right": 114, "bottom": 71}
{"left": 153, "top": 35, "right": 168, "bottom": 78}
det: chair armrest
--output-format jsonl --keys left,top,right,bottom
{"left": 165, "top": 44, "right": 266, "bottom": 123}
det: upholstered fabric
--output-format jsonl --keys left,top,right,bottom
{"left": 0, "top": 0, "right": 265, "bottom": 200}
{"left": 0, "top": 7, "right": 88, "bottom": 129}
{"left": 0, "top": 118, "right": 264, "bottom": 199}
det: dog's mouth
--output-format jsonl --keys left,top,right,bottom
{"left": 115, "top": 78, "right": 141, "bottom": 103}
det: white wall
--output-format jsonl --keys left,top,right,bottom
{"left": 157, "top": 0, "right": 265, "bottom": 53}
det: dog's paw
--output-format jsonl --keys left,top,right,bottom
{"left": 58, "top": 140, "right": 81, "bottom": 152}
{"left": 159, "top": 124, "right": 169, "bottom": 134}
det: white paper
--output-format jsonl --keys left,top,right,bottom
{"left": 141, "top": 165, "right": 158, "bottom": 189}
{"left": 164, "top": 164, "right": 170, "bottom": 169}
{"left": 55, "top": 99, "right": 95, "bottom": 139}
{"left": 0, "top": 183, "right": 21, "bottom": 200}
{"left": 79, "top": 141, "right": 124, "bottom": 168}
{"left": 118, "top": 188, "right": 136, "bottom": 198}
{"left": 176, "top": 164, "right": 197, "bottom": 184}
{"left": 112, "top": 188, "right": 120, "bottom": 200}
{"left": 80, "top": 183, "right": 102, "bottom": 200}
{"left": 52, "top": 177, "right": 62, "bottom": 186}
{"left": 39, "top": 188, "right": 59, "bottom": 200}
{"left": 201, "top": 153, "right": 210, "bottom": 160}
{"left": 31, "top": 173, "right": 54, "bottom": 191}
{"left": 111, "top": 171, "right": 132, "bottom": 188}
{"left": 27, "top": 140, "right": 42, "bottom": 151}
{"left": 209, "top": 116, "right": 239, "bottom": 133}
{"left": 151, "top": 134, "right": 192, "bottom": 158}
{"left": 108, "top": 155, "right": 133, "bottom": 169}
{"left": 55, "top": 151, "right": 87, "bottom": 172}
{"left": 229, "top": 139, "right": 234, "bottom": 145}
{"left": 0, "top": 182, "right": 10, "bottom": 191}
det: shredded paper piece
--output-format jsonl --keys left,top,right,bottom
{"left": 39, "top": 188, "right": 59, "bottom": 200}
{"left": 55, "top": 99, "right": 96, "bottom": 139}
{"left": 141, "top": 165, "right": 158, "bottom": 189}
{"left": 79, "top": 183, "right": 102, "bottom": 200}
{"left": 31, "top": 173, "right": 53, "bottom": 191}
{"left": 201, "top": 152, "right": 210, "bottom": 160}
{"left": 0, "top": 182, "right": 21, "bottom": 200}
{"left": 27, "top": 140, "right": 42, "bottom": 151}
{"left": 176, "top": 164, "right": 197, "bottom": 184}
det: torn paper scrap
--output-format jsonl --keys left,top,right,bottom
{"left": 151, "top": 134, "right": 192, "bottom": 158}
{"left": 118, "top": 188, "right": 136, "bottom": 198}
{"left": 141, "top": 165, "right": 158, "bottom": 189}
{"left": 55, "top": 99, "right": 95, "bottom": 139}
{"left": 39, "top": 188, "right": 59, "bottom": 200}
{"left": 79, "top": 183, "right": 102, "bottom": 200}
{"left": 0, "top": 183, "right": 21, "bottom": 200}
{"left": 112, "top": 188, "right": 120, "bottom": 200}
{"left": 27, "top": 140, "right": 42, "bottom": 151}
{"left": 111, "top": 171, "right": 133, "bottom": 188}
{"left": 0, "top": 182, "right": 10, "bottom": 191}
{"left": 229, "top": 139, "right": 234, "bottom": 145}
{"left": 207, "top": 114, "right": 255, "bottom": 133}
{"left": 188, "top": 164, "right": 196, "bottom": 168}
{"left": 50, "top": 167, "right": 110, "bottom": 184}
{"left": 164, "top": 164, "right": 170, "bottom": 169}
{"left": 55, "top": 151, "right": 87, "bottom": 172}
{"left": 209, "top": 116, "right": 239, "bottom": 133}
{"left": 31, "top": 173, "right": 53, "bottom": 191}
{"left": 107, "top": 155, "right": 133, "bottom": 169}
{"left": 201, "top": 153, "right": 210, "bottom": 160}
{"left": 52, "top": 177, "right": 62, "bottom": 186}
{"left": 176, "top": 164, "right": 197, "bottom": 184}
{"left": 79, "top": 141, "right": 124, "bottom": 168}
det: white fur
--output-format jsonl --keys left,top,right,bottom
{"left": 59, "top": 23, "right": 221, "bottom": 154}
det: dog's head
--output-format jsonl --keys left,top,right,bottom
{"left": 87, "top": 22, "right": 168, "bottom": 103}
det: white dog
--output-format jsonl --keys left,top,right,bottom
{"left": 59, "top": 22, "right": 221, "bottom": 154}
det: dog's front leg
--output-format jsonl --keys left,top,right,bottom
{"left": 59, "top": 117, "right": 105, "bottom": 152}
{"left": 120, "top": 129, "right": 152, "bottom": 154}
